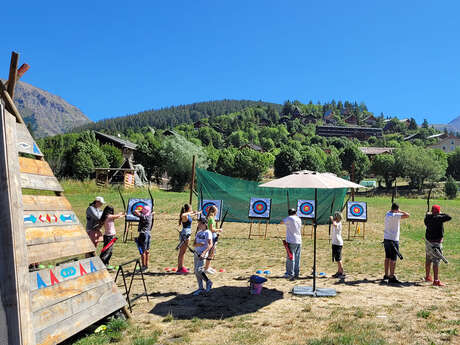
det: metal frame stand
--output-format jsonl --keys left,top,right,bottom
{"left": 114, "top": 258, "right": 149, "bottom": 312}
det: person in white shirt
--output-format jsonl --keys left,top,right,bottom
{"left": 330, "top": 212, "right": 345, "bottom": 278}
{"left": 191, "top": 226, "right": 213, "bottom": 296}
{"left": 383, "top": 203, "right": 410, "bottom": 284}
{"left": 281, "top": 208, "right": 302, "bottom": 280}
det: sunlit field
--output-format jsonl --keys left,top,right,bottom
{"left": 61, "top": 180, "right": 460, "bottom": 345}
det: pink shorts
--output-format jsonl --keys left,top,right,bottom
{"left": 87, "top": 230, "right": 102, "bottom": 247}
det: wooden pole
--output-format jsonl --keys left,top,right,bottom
{"left": 189, "top": 155, "right": 196, "bottom": 205}
{"left": 4, "top": 64, "right": 29, "bottom": 89}
{"left": 7, "top": 52, "right": 19, "bottom": 100}
{"left": 0, "top": 82, "right": 24, "bottom": 124}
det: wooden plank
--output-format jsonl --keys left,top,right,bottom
{"left": 7, "top": 52, "right": 19, "bottom": 100}
{"left": 19, "top": 157, "right": 54, "bottom": 176}
{"left": 26, "top": 225, "right": 88, "bottom": 246}
{"left": 0, "top": 82, "right": 24, "bottom": 124}
{"left": 35, "top": 282, "right": 126, "bottom": 345}
{"left": 20, "top": 173, "right": 63, "bottom": 192}
{"left": 29, "top": 258, "right": 107, "bottom": 293}
{"left": 24, "top": 211, "right": 80, "bottom": 228}
{"left": 16, "top": 122, "right": 43, "bottom": 157}
{"left": 0, "top": 106, "right": 34, "bottom": 344}
{"left": 28, "top": 237, "right": 95, "bottom": 264}
{"left": 22, "top": 195, "right": 72, "bottom": 211}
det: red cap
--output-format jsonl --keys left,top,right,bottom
{"left": 431, "top": 205, "right": 440, "bottom": 214}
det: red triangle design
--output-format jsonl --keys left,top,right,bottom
{"left": 50, "top": 270, "right": 59, "bottom": 285}
{"left": 79, "top": 263, "right": 87, "bottom": 276}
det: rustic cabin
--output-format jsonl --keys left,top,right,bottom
{"left": 316, "top": 125, "right": 383, "bottom": 140}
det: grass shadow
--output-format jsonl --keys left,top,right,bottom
{"left": 150, "top": 285, "right": 283, "bottom": 320}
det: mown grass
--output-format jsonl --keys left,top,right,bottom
{"left": 60, "top": 180, "right": 460, "bottom": 345}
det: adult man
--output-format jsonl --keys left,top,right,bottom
{"left": 281, "top": 208, "right": 302, "bottom": 280}
{"left": 424, "top": 205, "right": 451, "bottom": 286}
{"left": 85, "top": 196, "right": 105, "bottom": 246}
{"left": 383, "top": 203, "right": 409, "bottom": 284}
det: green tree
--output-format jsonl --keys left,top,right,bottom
{"left": 233, "top": 148, "right": 273, "bottom": 181}
{"left": 101, "top": 144, "right": 124, "bottom": 168}
{"left": 339, "top": 144, "right": 370, "bottom": 182}
{"left": 274, "top": 147, "right": 302, "bottom": 177}
{"left": 370, "top": 154, "right": 398, "bottom": 189}
{"left": 444, "top": 175, "right": 458, "bottom": 199}
{"left": 447, "top": 147, "right": 460, "bottom": 180}
{"left": 300, "top": 147, "right": 326, "bottom": 172}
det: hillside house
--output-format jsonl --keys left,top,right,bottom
{"left": 364, "top": 114, "right": 378, "bottom": 126}
{"left": 316, "top": 125, "right": 383, "bottom": 140}
{"left": 94, "top": 131, "right": 137, "bottom": 167}
{"left": 359, "top": 147, "right": 394, "bottom": 159}
{"left": 194, "top": 120, "right": 207, "bottom": 128}
{"left": 323, "top": 110, "right": 337, "bottom": 124}
{"left": 429, "top": 135, "right": 460, "bottom": 153}
{"left": 239, "top": 143, "right": 264, "bottom": 152}
{"left": 344, "top": 114, "right": 358, "bottom": 125}
{"left": 302, "top": 114, "right": 317, "bottom": 124}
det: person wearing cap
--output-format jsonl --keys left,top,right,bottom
{"left": 383, "top": 203, "right": 410, "bottom": 284}
{"left": 86, "top": 196, "right": 105, "bottom": 249}
{"left": 281, "top": 208, "right": 302, "bottom": 280}
{"left": 134, "top": 206, "right": 153, "bottom": 272}
{"left": 424, "top": 204, "right": 451, "bottom": 286}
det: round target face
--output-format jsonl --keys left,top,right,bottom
{"left": 299, "top": 202, "right": 314, "bottom": 216}
{"left": 349, "top": 204, "right": 364, "bottom": 217}
{"left": 130, "top": 201, "right": 149, "bottom": 216}
{"left": 201, "top": 202, "right": 217, "bottom": 217}
{"left": 252, "top": 200, "right": 268, "bottom": 215}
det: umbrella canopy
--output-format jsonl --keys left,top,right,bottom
{"left": 259, "top": 170, "right": 363, "bottom": 189}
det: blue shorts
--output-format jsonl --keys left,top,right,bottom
{"left": 138, "top": 232, "right": 151, "bottom": 251}
{"left": 179, "top": 228, "right": 191, "bottom": 242}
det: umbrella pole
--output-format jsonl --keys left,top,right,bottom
{"left": 313, "top": 188, "right": 317, "bottom": 292}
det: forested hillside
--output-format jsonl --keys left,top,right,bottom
{"left": 37, "top": 99, "right": 459, "bottom": 195}
{"left": 74, "top": 100, "right": 282, "bottom": 133}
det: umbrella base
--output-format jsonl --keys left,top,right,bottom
{"left": 292, "top": 285, "right": 337, "bottom": 297}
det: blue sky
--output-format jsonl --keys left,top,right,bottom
{"left": 2, "top": 1, "right": 460, "bottom": 124}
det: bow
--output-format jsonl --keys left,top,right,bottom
{"left": 147, "top": 185, "right": 155, "bottom": 230}
{"left": 328, "top": 194, "right": 336, "bottom": 241}
{"left": 391, "top": 180, "right": 397, "bottom": 206}
{"left": 426, "top": 186, "right": 433, "bottom": 213}
{"left": 118, "top": 186, "right": 127, "bottom": 213}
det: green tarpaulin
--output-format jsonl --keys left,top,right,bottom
{"left": 196, "top": 168, "right": 347, "bottom": 225}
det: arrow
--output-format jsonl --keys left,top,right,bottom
{"left": 24, "top": 214, "right": 37, "bottom": 223}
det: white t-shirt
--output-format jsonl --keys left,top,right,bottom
{"left": 384, "top": 212, "right": 403, "bottom": 241}
{"left": 195, "top": 229, "right": 212, "bottom": 256}
{"left": 331, "top": 222, "right": 343, "bottom": 246}
{"left": 283, "top": 215, "right": 302, "bottom": 244}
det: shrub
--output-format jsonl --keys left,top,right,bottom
{"left": 444, "top": 175, "right": 458, "bottom": 199}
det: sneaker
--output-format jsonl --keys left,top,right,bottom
{"left": 205, "top": 268, "right": 216, "bottom": 274}
{"left": 282, "top": 273, "right": 291, "bottom": 278}
{"left": 205, "top": 280, "right": 213, "bottom": 293}
{"left": 382, "top": 275, "right": 389, "bottom": 281}
{"left": 192, "top": 288, "right": 204, "bottom": 296}
{"left": 289, "top": 276, "right": 296, "bottom": 281}
{"left": 332, "top": 272, "right": 340, "bottom": 278}
{"left": 141, "top": 266, "right": 148, "bottom": 272}
{"left": 177, "top": 267, "right": 189, "bottom": 275}
{"left": 388, "top": 276, "right": 402, "bottom": 284}
{"left": 425, "top": 275, "right": 433, "bottom": 282}
{"left": 433, "top": 280, "right": 445, "bottom": 287}
{"left": 338, "top": 273, "right": 346, "bottom": 279}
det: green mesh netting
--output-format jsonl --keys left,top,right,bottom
{"left": 196, "top": 168, "right": 347, "bottom": 225}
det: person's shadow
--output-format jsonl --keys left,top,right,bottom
{"left": 150, "top": 285, "right": 283, "bottom": 320}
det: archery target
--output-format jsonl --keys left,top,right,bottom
{"left": 126, "top": 198, "right": 153, "bottom": 221}
{"left": 249, "top": 198, "right": 271, "bottom": 219}
{"left": 297, "top": 200, "right": 315, "bottom": 219}
{"left": 199, "top": 200, "right": 223, "bottom": 221}
{"left": 347, "top": 201, "right": 367, "bottom": 222}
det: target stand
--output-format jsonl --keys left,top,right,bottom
{"left": 248, "top": 197, "right": 271, "bottom": 239}
{"left": 345, "top": 201, "right": 367, "bottom": 241}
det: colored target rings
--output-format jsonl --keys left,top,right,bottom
{"left": 252, "top": 200, "right": 268, "bottom": 215}
{"left": 202, "top": 202, "right": 217, "bottom": 217}
{"left": 131, "top": 201, "right": 148, "bottom": 216}
{"left": 299, "top": 201, "right": 314, "bottom": 216}
{"left": 349, "top": 203, "right": 364, "bottom": 217}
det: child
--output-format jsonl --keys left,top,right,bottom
{"left": 424, "top": 204, "right": 451, "bottom": 286}
{"left": 330, "top": 212, "right": 345, "bottom": 278}
{"left": 134, "top": 205, "right": 153, "bottom": 272}
{"left": 177, "top": 204, "right": 201, "bottom": 274}
{"left": 204, "top": 206, "right": 222, "bottom": 274}
{"left": 192, "top": 220, "right": 213, "bottom": 296}
{"left": 99, "top": 205, "right": 125, "bottom": 267}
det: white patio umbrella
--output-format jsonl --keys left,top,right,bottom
{"left": 259, "top": 170, "right": 363, "bottom": 297}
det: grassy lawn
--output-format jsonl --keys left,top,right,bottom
{"left": 61, "top": 180, "right": 460, "bottom": 345}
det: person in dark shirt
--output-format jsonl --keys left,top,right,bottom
{"left": 424, "top": 204, "right": 451, "bottom": 286}
{"left": 134, "top": 206, "right": 153, "bottom": 271}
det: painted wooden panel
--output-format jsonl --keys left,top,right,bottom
{"left": 16, "top": 122, "right": 43, "bottom": 157}
{"left": 34, "top": 282, "right": 126, "bottom": 345}
{"left": 26, "top": 225, "right": 88, "bottom": 246}
{"left": 20, "top": 173, "right": 63, "bottom": 192}
{"left": 22, "top": 195, "right": 72, "bottom": 211}
{"left": 24, "top": 211, "right": 79, "bottom": 228}
{"left": 29, "top": 258, "right": 106, "bottom": 293}
{"left": 19, "top": 157, "right": 54, "bottom": 176}
{"left": 27, "top": 237, "right": 95, "bottom": 264}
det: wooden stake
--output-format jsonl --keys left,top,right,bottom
{"left": 0, "top": 82, "right": 24, "bottom": 124}
{"left": 189, "top": 155, "right": 196, "bottom": 205}
{"left": 7, "top": 52, "right": 19, "bottom": 99}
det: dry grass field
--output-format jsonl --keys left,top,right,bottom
{"left": 61, "top": 181, "right": 460, "bottom": 345}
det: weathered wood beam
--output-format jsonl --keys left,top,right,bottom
{"left": 7, "top": 52, "right": 19, "bottom": 99}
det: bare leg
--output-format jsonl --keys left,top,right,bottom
{"left": 425, "top": 260, "right": 431, "bottom": 278}
{"left": 433, "top": 264, "right": 439, "bottom": 281}
{"left": 384, "top": 258, "right": 390, "bottom": 276}
{"left": 389, "top": 260, "right": 396, "bottom": 277}
{"left": 178, "top": 239, "right": 188, "bottom": 269}
{"left": 337, "top": 261, "right": 343, "bottom": 274}
{"left": 145, "top": 250, "right": 150, "bottom": 268}
{"left": 205, "top": 247, "right": 215, "bottom": 270}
